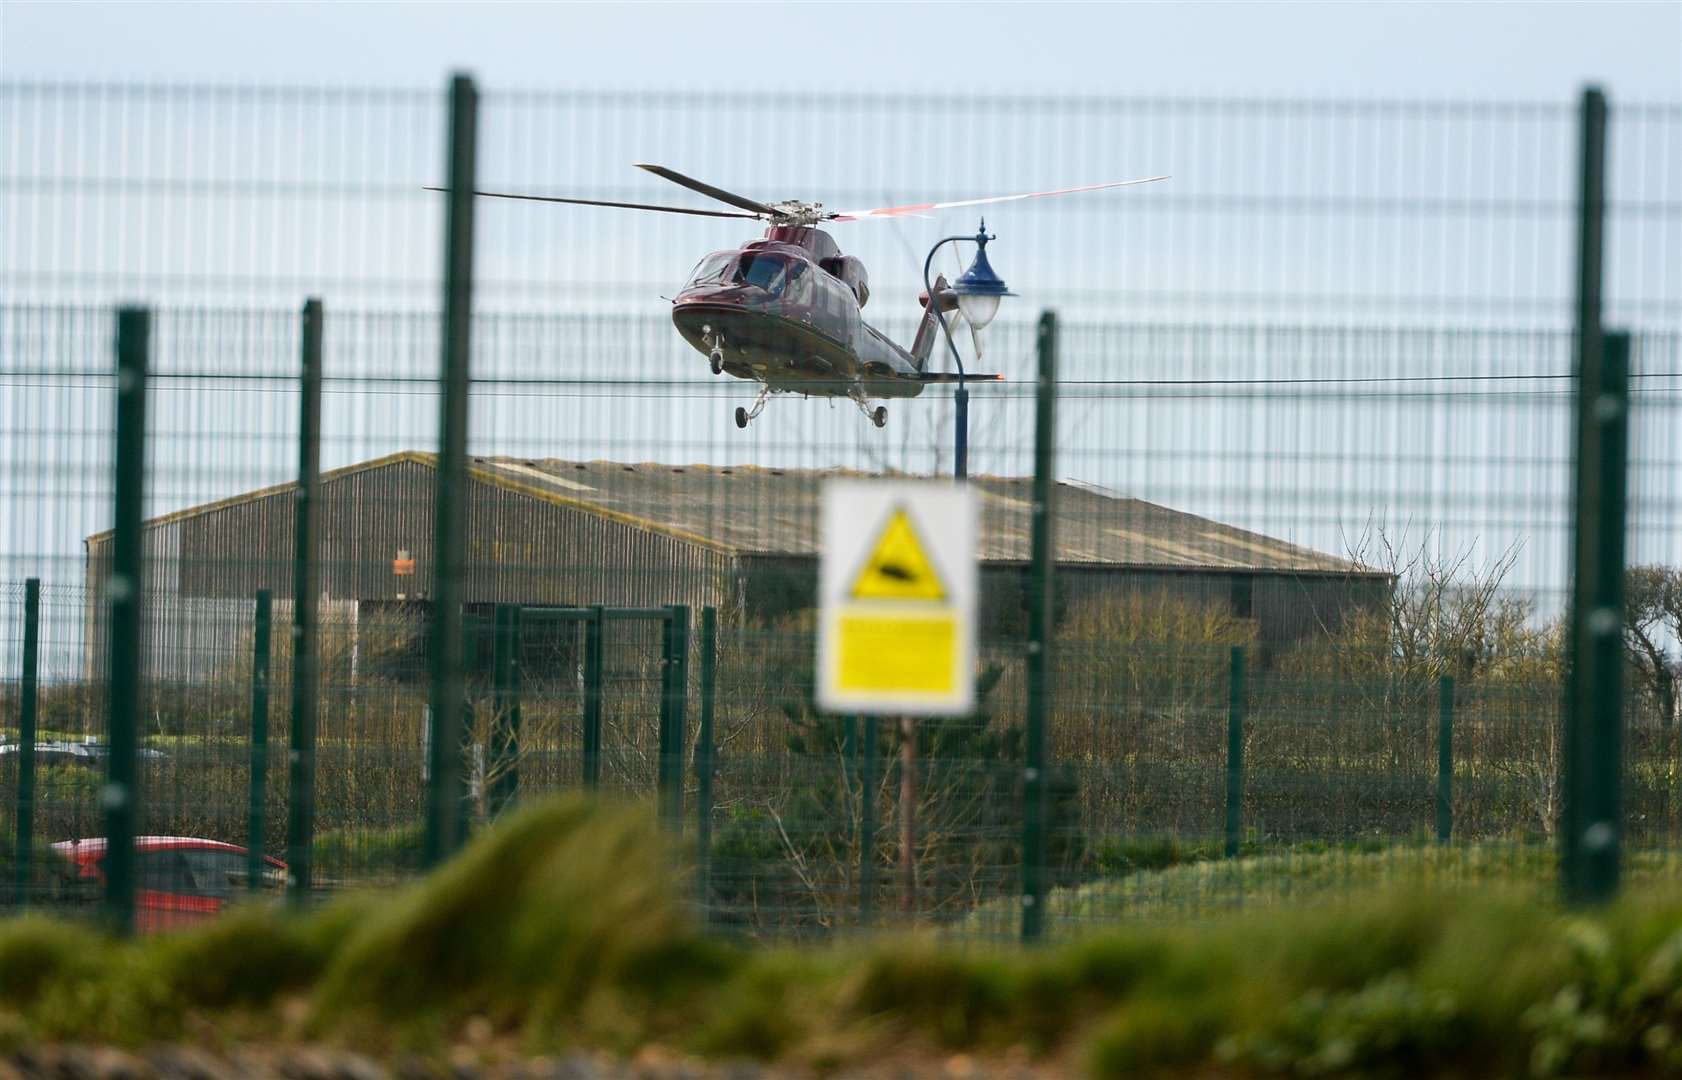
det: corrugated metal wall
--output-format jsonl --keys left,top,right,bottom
{"left": 735, "top": 556, "right": 1389, "bottom": 652}
{"left": 1053, "top": 566, "right": 1389, "bottom": 653}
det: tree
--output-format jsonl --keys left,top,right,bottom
{"left": 1625, "top": 564, "right": 1682, "bottom": 730}
{"left": 1269, "top": 523, "right": 1563, "bottom": 837}
{"left": 1054, "top": 589, "right": 1258, "bottom": 841}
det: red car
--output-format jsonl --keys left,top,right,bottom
{"left": 53, "top": 836, "right": 286, "bottom": 933}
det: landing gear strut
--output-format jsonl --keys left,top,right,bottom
{"left": 735, "top": 385, "right": 771, "bottom": 429}
{"left": 702, "top": 325, "right": 725, "bottom": 375}
{"left": 850, "top": 393, "right": 887, "bottom": 428}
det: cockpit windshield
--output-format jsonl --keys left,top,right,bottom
{"left": 684, "top": 252, "right": 735, "bottom": 288}
{"left": 684, "top": 251, "right": 807, "bottom": 297}
{"left": 734, "top": 254, "right": 804, "bottom": 296}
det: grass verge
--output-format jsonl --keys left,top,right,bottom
{"left": 2, "top": 795, "right": 1681, "bottom": 1078}
{"left": 964, "top": 840, "right": 1682, "bottom": 931}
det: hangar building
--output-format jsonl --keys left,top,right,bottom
{"left": 84, "top": 452, "right": 1391, "bottom": 680}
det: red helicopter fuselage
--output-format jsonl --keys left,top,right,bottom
{"left": 670, "top": 225, "right": 939, "bottom": 400}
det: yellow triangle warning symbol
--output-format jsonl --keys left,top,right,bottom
{"left": 850, "top": 507, "right": 947, "bottom": 601}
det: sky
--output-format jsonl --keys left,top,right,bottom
{"left": 2, "top": 1, "right": 1678, "bottom": 100}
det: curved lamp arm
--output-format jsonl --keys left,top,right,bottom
{"left": 922, "top": 235, "right": 974, "bottom": 382}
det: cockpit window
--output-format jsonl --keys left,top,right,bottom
{"left": 685, "top": 251, "right": 809, "bottom": 299}
{"left": 684, "top": 253, "right": 736, "bottom": 288}
{"left": 734, "top": 254, "right": 805, "bottom": 296}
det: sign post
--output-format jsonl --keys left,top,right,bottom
{"left": 820, "top": 479, "right": 978, "bottom": 918}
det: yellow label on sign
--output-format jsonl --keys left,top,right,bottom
{"left": 836, "top": 612, "right": 958, "bottom": 694}
{"left": 849, "top": 507, "right": 947, "bottom": 601}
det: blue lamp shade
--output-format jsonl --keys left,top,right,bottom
{"left": 950, "top": 226, "right": 1014, "bottom": 330}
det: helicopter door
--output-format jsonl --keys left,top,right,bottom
{"left": 812, "top": 271, "right": 858, "bottom": 344}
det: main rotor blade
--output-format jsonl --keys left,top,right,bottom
{"left": 827, "top": 175, "right": 1170, "bottom": 222}
{"left": 421, "top": 187, "right": 760, "bottom": 219}
{"left": 633, "top": 164, "right": 781, "bottom": 217}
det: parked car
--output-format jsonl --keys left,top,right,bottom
{"left": 0, "top": 740, "right": 169, "bottom": 768}
{"left": 52, "top": 836, "right": 286, "bottom": 933}
{"left": 1, "top": 740, "right": 103, "bottom": 768}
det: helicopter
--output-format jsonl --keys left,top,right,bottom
{"left": 432, "top": 165, "right": 1166, "bottom": 428}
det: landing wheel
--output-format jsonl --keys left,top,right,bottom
{"left": 871, "top": 406, "right": 887, "bottom": 429}
{"left": 710, "top": 353, "right": 724, "bottom": 375}
{"left": 735, "top": 406, "right": 749, "bottom": 429}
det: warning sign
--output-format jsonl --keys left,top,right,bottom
{"left": 818, "top": 480, "right": 978, "bottom": 715}
{"left": 849, "top": 508, "right": 947, "bottom": 601}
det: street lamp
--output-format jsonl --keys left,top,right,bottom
{"left": 923, "top": 219, "right": 1014, "bottom": 480}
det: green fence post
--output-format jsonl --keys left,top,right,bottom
{"left": 490, "top": 604, "right": 522, "bottom": 818}
{"left": 859, "top": 716, "right": 878, "bottom": 924}
{"left": 1021, "top": 309, "right": 1058, "bottom": 944}
{"left": 248, "top": 591, "right": 272, "bottom": 893}
{"left": 13, "top": 578, "right": 40, "bottom": 908}
{"left": 583, "top": 605, "right": 603, "bottom": 789}
{"left": 1225, "top": 646, "right": 1246, "bottom": 859}
{"left": 509, "top": 606, "right": 525, "bottom": 813}
{"left": 425, "top": 72, "right": 478, "bottom": 868}
{"left": 1562, "top": 84, "right": 1625, "bottom": 906}
{"left": 695, "top": 607, "right": 717, "bottom": 914}
{"left": 1437, "top": 675, "right": 1454, "bottom": 845}
{"left": 1565, "top": 327, "right": 1630, "bottom": 905}
{"left": 107, "top": 307, "right": 149, "bottom": 937}
{"left": 660, "top": 605, "right": 690, "bottom": 830}
{"left": 287, "top": 298, "right": 324, "bottom": 907}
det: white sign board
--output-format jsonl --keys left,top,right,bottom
{"left": 817, "top": 479, "right": 978, "bottom": 715}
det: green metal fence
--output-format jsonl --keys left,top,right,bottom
{"left": 1, "top": 78, "right": 1679, "bottom": 940}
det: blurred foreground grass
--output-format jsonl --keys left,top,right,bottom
{"left": 4, "top": 795, "right": 1682, "bottom": 1078}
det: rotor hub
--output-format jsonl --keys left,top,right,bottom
{"left": 765, "top": 200, "right": 829, "bottom": 226}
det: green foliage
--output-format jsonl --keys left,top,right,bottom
{"left": 311, "top": 821, "right": 425, "bottom": 882}
{"left": 0, "top": 837, "right": 71, "bottom": 911}
{"left": 707, "top": 657, "right": 1085, "bottom": 932}
{"left": 1058, "top": 588, "right": 1259, "bottom": 647}
{"left": 688, "top": 952, "right": 822, "bottom": 1059}
{"left": 969, "top": 842, "right": 1682, "bottom": 927}
{"left": 1625, "top": 563, "right": 1682, "bottom": 730}
{"left": 1056, "top": 589, "right": 1256, "bottom": 735}
{"left": 0, "top": 917, "right": 104, "bottom": 1010}
{"left": 1088, "top": 991, "right": 1232, "bottom": 1077}
{"left": 0, "top": 901, "right": 340, "bottom": 1044}
{"left": 5, "top": 807, "right": 1682, "bottom": 1077}
{"left": 309, "top": 794, "right": 730, "bottom": 1052}
{"left": 1088, "top": 834, "right": 1229, "bottom": 878}
{"left": 843, "top": 943, "right": 1019, "bottom": 1047}
{"left": 137, "top": 900, "right": 354, "bottom": 1013}
{"left": 1219, "top": 973, "right": 1464, "bottom": 1076}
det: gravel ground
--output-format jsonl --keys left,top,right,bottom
{"left": 1, "top": 1045, "right": 1053, "bottom": 1080}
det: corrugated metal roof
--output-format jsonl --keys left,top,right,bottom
{"left": 468, "top": 456, "right": 1373, "bottom": 575}
{"left": 94, "top": 452, "right": 1378, "bottom": 576}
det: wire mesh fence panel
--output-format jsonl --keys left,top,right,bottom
{"left": 0, "top": 582, "right": 105, "bottom": 914}
{"left": 1, "top": 82, "right": 1679, "bottom": 935}
{"left": 490, "top": 611, "right": 587, "bottom": 806}
{"left": 594, "top": 618, "right": 660, "bottom": 800}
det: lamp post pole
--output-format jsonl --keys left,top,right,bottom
{"left": 923, "top": 236, "right": 971, "bottom": 480}
{"left": 923, "top": 221, "right": 1012, "bottom": 482}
